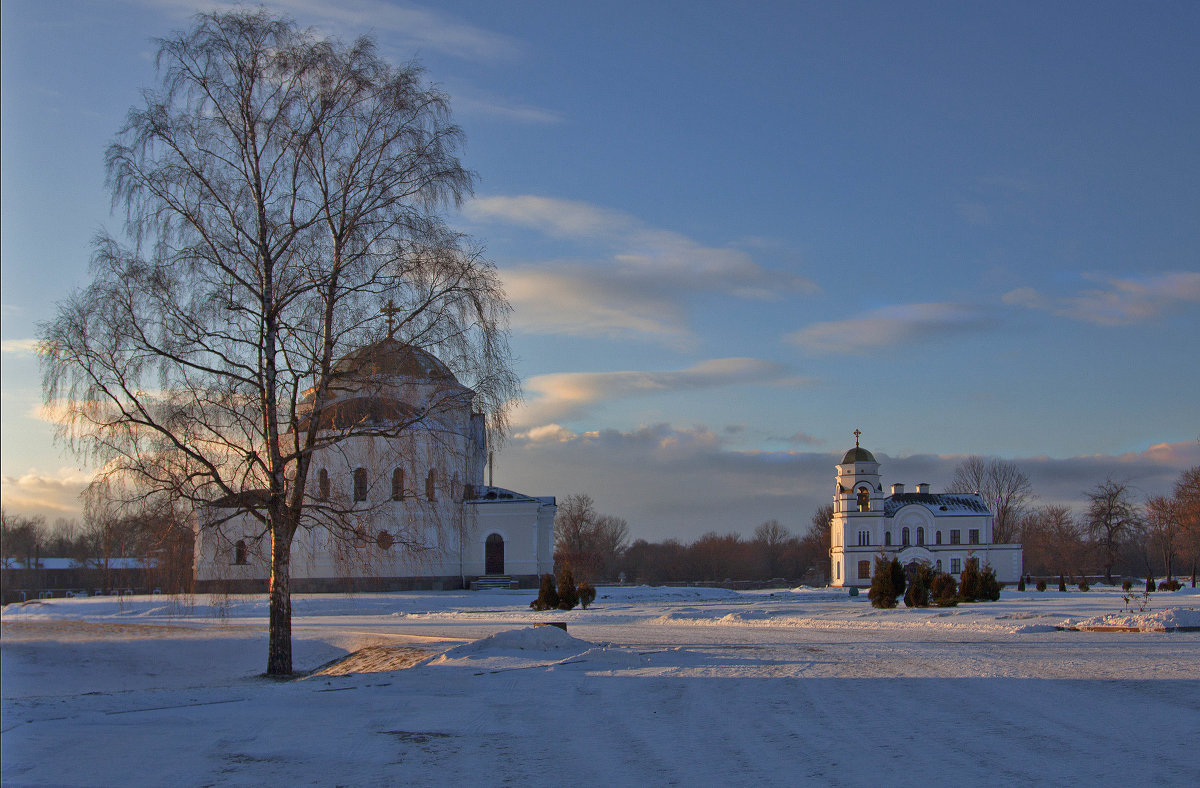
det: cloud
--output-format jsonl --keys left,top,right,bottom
{"left": 467, "top": 195, "right": 819, "bottom": 342}
{"left": 784, "top": 303, "right": 994, "bottom": 354}
{"left": 513, "top": 358, "right": 812, "bottom": 428}
{"left": 136, "top": 0, "right": 523, "bottom": 62}
{"left": 1, "top": 338, "right": 39, "bottom": 356}
{"left": 451, "top": 94, "right": 564, "bottom": 125}
{"left": 1004, "top": 272, "right": 1200, "bottom": 326}
{"left": 1, "top": 468, "right": 91, "bottom": 518}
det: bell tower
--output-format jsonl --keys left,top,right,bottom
{"left": 830, "top": 430, "right": 884, "bottom": 586}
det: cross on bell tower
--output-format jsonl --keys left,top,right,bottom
{"left": 853, "top": 428, "right": 862, "bottom": 448}
{"left": 380, "top": 299, "right": 402, "bottom": 338}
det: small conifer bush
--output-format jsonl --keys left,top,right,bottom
{"left": 1077, "top": 580, "right": 1090, "bottom": 592}
{"left": 557, "top": 567, "right": 579, "bottom": 610}
{"left": 904, "top": 564, "right": 934, "bottom": 608}
{"left": 868, "top": 555, "right": 903, "bottom": 609}
{"left": 578, "top": 581, "right": 597, "bottom": 609}
{"left": 530, "top": 573, "right": 560, "bottom": 611}
{"left": 1146, "top": 575, "right": 1155, "bottom": 592}
{"left": 1036, "top": 579, "right": 1047, "bottom": 592}
{"left": 1122, "top": 580, "right": 1133, "bottom": 592}
{"left": 1058, "top": 574, "right": 1067, "bottom": 592}
{"left": 959, "top": 557, "right": 983, "bottom": 602}
{"left": 979, "top": 565, "right": 1002, "bottom": 601}
{"left": 1017, "top": 575, "right": 1026, "bottom": 592}
{"left": 931, "top": 573, "right": 958, "bottom": 607}
{"left": 1158, "top": 579, "right": 1181, "bottom": 591}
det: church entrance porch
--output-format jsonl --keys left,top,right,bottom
{"left": 485, "top": 533, "right": 505, "bottom": 575}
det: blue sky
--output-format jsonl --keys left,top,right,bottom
{"left": 3, "top": 0, "right": 1198, "bottom": 540}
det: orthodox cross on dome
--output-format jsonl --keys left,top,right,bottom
{"left": 853, "top": 428, "right": 862, "bottom": 448}
{"left": 379, "top": 299, "right": 402, "bottom": 338}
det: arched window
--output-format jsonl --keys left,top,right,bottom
{"left": 318, "top": 469, "right": 330, "bottom": 501}
{"left": 856, "top": 488, "right": 870, "bottom": 512}
{"left": 426, "top": 468, "right": 437, "bottom": 501}
{"left": 917, "top": 527, "right": 925, "bottom": 546}
{"left": 391, "top": 468, "right": 405, "bottom": 501}
{"left": 884, "top": 531, "right": 892, "bottom": 546}
{"left": 936, "top": 559, "right": 942, "bottom": 572}
{"left": 902, "top": 527, "right": 910, "bottom": 546}
{"left": 935, "top": 531, "right": 942, "bottom": 545}
{"left": 234, "top": 540, "right": 247, "bottom": 565}
{"left": 353, "top": 468, "right": 368, "bottom": 502}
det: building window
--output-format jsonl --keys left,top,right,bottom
{"left": 917, "top": 527, "right": 925, "bottom": 546}
{"left": 318, "top": 469, "right": 330, "bottom": 501}
{"left": 391, "top": 468, "right": 405, "bottom": 501}
{"left": 353, "top": 468, "right": 368, "bottom": 502}
{"left": 950, "top": 529, "right": 961, "bottom": 545}
{"left": 857, "top": 488, "right": 870, "bottom": 512}
{"left": 858, "top": 530, "right": 870, "bottom": 546}
{"left": 969, "top": 529, "right": 980, "bottom": 545}
{"left": 858, "top": 560, "right": 871, "bottom": 580}
{"left": 951, "top": 558, "right": 962, "bottom": 574}
{"left": 935, "top": 559, "right": 942, "bottom": 572}
{"left": 836, "top": 562, "right": 840, "bottom": 580}
{"left": 902, "top": 527, "right": 910, "bottom": 546}
{"left": 426, "top": 468, "right": 437, "bottom": 501}
{"left": 463, "top": 483, "right": 476, "bottom": 501}
{"left": 935, "top": 531, "right": 942, "bottom": 545}
{"left": 884, "top": 531, "right": 892, "bottom": 546}
{"left": 234, "top": 539, "right": 247, "bottom": 565}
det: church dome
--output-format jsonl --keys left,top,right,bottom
{"left": 842, "top": 446, "right": 876, "bottom": 464}
{"left": 333, "top": 338, "right": 458, "bottom": 384}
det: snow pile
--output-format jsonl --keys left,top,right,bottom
{"left": 1072, "top": 607, "right": 1200, "bottom": 631}
{"left": 428, "top": 625, "right": 597, "bottom": 670}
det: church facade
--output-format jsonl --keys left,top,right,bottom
{"left": 829, "top": 438, "right": 1023, "bottom": 587}
{"left": 193, "top": 338, "right": 556, "bottom": 593}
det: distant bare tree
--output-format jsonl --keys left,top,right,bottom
{"left": 752, "top": 519, "right": 791, "bottom": 577}
{"left": 553, "top": 494, "right": 629, "bottom": 582}
{"left": 1019, "top": 504, "right": 1088, "bottom": 578}
{"left": 1083, "top": 478, "right": 1142, "bottom": 584}
{"left": 1144, "top": 495, "right": 1183, "bottom": 582}
{"left": 947, "top": 456, "right": 1033, "bottom": 543}
{"left": 40, "top": 11, "right": 515, "bottom": 675}
{"left": 1172, "top": 466, "right": 1200, "bottom": 586}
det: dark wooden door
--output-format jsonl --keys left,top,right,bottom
{"left": 485, "top": 533, "right": 504, "bottom": 575}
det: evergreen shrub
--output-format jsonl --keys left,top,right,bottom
{"left": 530, "top": 573, "right": 559, "bottom": 611}
{"left": 979, "top": 565, "right": 1002, "bottom": 601}
{"left": 1017, "top": 576, "right": 1026, "bottom": 592}
{"left": 904, "top": 564, "right": 934, "bottom": 608}
{"left": 931, "top": 573, "right": 958, "bottom": 607}
{"left": 1058, "top": 574, "right": 1067, "bottom": 592}
{"left": 1036, "top": 579, "right": 1047, "bottom": 592}
{"left": 578, "top": 581, "right": 597, "bottom": 609}
{"left": 1158, "top": 579, "right": 1181, "bottom": 591}
{"left": 868, "top": 555, "right": 903, "bottom": 609}
{"left": 1122, "top": 580, "right": 1133, "bottom": 592}
{"left": 1077, "top": 580, "right": 1090, "bottom": 592}
{"left": 1146, "top": 576, "right": 1155, "bottom": 592}
{"left": 959, "top": 558, "right": 982, "bottom": 602}
{"left": 557, "top": 567, "right": 579, "bottom": 610}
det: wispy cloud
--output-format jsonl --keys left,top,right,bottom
{"left": 1004, "top": 272, "right": 1200, "bottom": 326}
{"left": 467, "top": 195, "right": 819, "bottom": 342}
{"left": 784, "top": 303, "right": 993, "bottom": 355}
{"left": 1, "top": 338, "right": 39, "bottom": 356}
{"left": 135, "top": 0, "right": 523, "bottom": 62}
{"left": 513, "top": 358, "right": 813, "bottom": 428}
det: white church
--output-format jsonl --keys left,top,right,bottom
{"left": 193, "top": 336, "right": 556, "bottom": 593}
{"left": 829, "top": 433, "right": 1023, "bottom": 587}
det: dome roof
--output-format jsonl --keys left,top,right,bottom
{"left": 841, "top": 446, "right": 877, "bottom": 464}
{"left": 333, "top": 338, "right": 458, "bottom": 383}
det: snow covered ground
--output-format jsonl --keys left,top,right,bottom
{"left": 3, "top": 585, "right": 1198, "bottom": 786}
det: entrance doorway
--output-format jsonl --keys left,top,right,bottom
{"left": 485, "top": 533, "right": 504, "bottom": 575}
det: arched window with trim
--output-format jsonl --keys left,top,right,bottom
{"left": 318, "top": 469, "right": 330, "bottom": 501}
{"left": 234, "top": 540, "right": 247, "bottom": 565}
{"left": 902, "top": 527, "right": 910, "bottom": 546}
{"left": 353, "top": 467, "right": 368, "bottom": 502}
{"left": 856, "top": 488, "right": 870, "bottom": 512}
{"left": 917, "top": 527, "right": 925, "bottom": 546}
{"left": 426, "top": 468, "right": 437, "bottom": 501}
{"left": 884, "top": 531, "right": 892, "bottom": 546}
{"left": 935, "top": 530, "right": 942, "bottom": 545}
{"left": 391, "top": 468, "right": 405, "bottom": 501}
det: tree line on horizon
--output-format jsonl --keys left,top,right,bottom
{"left": 553, "top": 460, "right": 1200, "bottom": 587}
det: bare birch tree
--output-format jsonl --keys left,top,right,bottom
{"left": 40, "top": 10, "right": 516, "bottom": 675}
{"left": 947, "top": 456, "right": 1033, "bottom": 544}
{"left": 1083, "top": 478, "right": 1142, "bottom": 585}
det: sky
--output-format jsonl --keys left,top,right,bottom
{"left": 2, "top": 0, "right": 1198, "bottom": 541}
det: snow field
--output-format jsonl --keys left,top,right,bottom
{"left": 3, "top": 585, "right": 1198, "bottom": 786}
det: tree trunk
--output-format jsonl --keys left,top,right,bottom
{"left": 267, "top": 523, "right": 293, "bottom": 676}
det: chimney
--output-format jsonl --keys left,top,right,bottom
{"left": 915, "top": 482, "right": 930, "bottom": 494}
{"left": 891, "top": 483, "right": 905, "bottom": 495}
